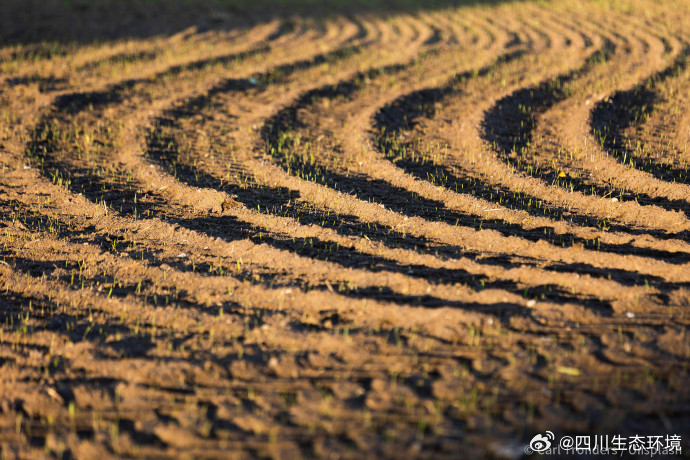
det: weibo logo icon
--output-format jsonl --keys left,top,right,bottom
{"left": 525, "top": 431, "right": 555, "bottom": 454}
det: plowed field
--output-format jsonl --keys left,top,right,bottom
{"left": 1, "top": 0, "right": 690, "bottom": 458}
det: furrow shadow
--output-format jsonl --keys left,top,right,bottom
{"left": 590, "top": 46, "right": 690, "bottom": 185}
{"left": 483, "top": 42, "right": 690, "bottom": 222}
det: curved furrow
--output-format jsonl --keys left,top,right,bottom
{"left": 114, "top": 11, "right": 439, "bottom": 250}
{"left": 591, "top": 47, "right": 689, "bottom": 184}
{"left": 339, "top": 14, "right": 369, "bottom": 45}
{"left": 26, "top": 13, "right": 365, "bottom": 177}
{"left": 25, "top": 15, "right": 347, "bottom": 111}
{"left": 124, "top": 10, "right": 441, "bottom": 217}
{"left": 17, "top": 38, "right": 274, "bottom": 119}
{"left": 8, "top": 22, "right": 388, "bottom": 276}
{"left": 430, "top": 10, "right": 690, "bottom": 243}
{"left": 0, "top": 19, "right": 251, "bottom": 72}
{"left": 623, "top": 49, "right": 690, "bottom": 172}
{"left": 367, "top": 10, "right": 604, "bottom": 235}
{"left": 291, "top": 14, "right": 690, "bottom": 276}
{"left": 19, "top": 23, "right": 375, "bottom": 217}
{"left": 250, "top": 9, "right": 516, "bottom": 211}
{"left": 392, "top": 11, "right": 425, "bottom": 45}
{"left": 498, "top": 19, "right": 690, "bottom": 241}
{"left": 37, "top": 9, "right": 672, "bottom": 312}
{"left": 248, "top": 14, "right": 636, "bottom": 259}
{"left": 341, "top": 11, "right": 685, "bottom": 261}
{"left": 0, "top": 22, "right": 278, "bottom": 97}
{"left": 12, "top": 9, "right": 688, "bottom": 298}
{"left": 132, "top": 18, "right": 686, "bottom": 313}
{"left": 4, "top": 155, "right": 686, "bottom": 331}
{"left": 368, "top": 18, "right": 690, "bottom": 257}
{"left": 244, "top": 11, "right": 515, "bottom": 223}
{"left": 304, "top": 15, "right": 354, "bottom": 46}
{"left": 3, "top": 146, "right": 535, "bottom": 335}
{"left": 510, "top": 17, "right": 690, "bottom": 227}
{"left": 0, "top": 219, "right": 497, "bottom": 337}
{"left": 264, "top": 16, "right": 313, "bottom": 45}
{"left": 114, "top": 14, "right": 587, "bottom": 308}
{"left": 11, "top": 12, "right": 565, "bottom": 315}
{"left": 69, "top": 25, "right": 253, "bottom": 75}
{"left": 144, "top": 10, "right": 484, "bottom": 252}
{"left": 241, "top": 12, "right": 690, "bottom": 287}
{"left": 416, "top": 9, "right": 477, "bottom": 49}
{"left": 150, "top": 8, "right": 484, "bottom": 212}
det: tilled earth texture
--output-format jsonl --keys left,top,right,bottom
{"left": 1, "top": 0, "right": 690, "bottom": 458}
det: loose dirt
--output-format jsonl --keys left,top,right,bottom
{"left": 1, "top": 0, "right": 689, "bottom": 458}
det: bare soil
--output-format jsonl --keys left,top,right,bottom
{"left": 1, "top": 0, "right": 690, "bottom": 458}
